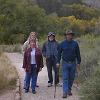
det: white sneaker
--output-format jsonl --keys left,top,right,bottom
{"left": 56, "top": 83, "right": 62, "bottom": 87}
{"left": 48, "top": 83, "right": 52, "bottom": 87}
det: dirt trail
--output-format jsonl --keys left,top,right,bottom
{"left": 6, "top": 53, "right": 79, "bottom": 100}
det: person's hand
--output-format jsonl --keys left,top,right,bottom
{"left": 39, "top": 68, "right": 42, "bottom": 72}
{"left": 77, "top": 64, "right": 80, "bottom": 70}
{"left": 56, "top": 63, "right": 60, "bottom": 68}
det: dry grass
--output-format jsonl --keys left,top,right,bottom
{"left": 0, "top": 53, "right": 18, "bottom": 94}
{"left": 0, "top": 44, "right": 22, "bottom": 53}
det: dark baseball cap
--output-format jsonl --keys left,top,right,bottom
{"left": 48, "top": 32, "right": 55, "bottom": 37}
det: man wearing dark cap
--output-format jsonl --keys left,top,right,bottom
{"left": 56, "top": 30, "right": 81, "bottom": 98}
{"left": 42, "top": 32, "right": 61, "bottom": 87}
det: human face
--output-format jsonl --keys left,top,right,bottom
{"left": 30, "top": 32, "right": 37, "bottom": 40}
{"left": 48, "top": 35, "right": 55, "bottom": 41}
{"left": 66, "top": 34, "right": 73, "bottom": 41}
{"left": 30, "top": 41, "right": 36, "bottom": 48}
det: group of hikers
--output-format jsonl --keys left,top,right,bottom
{"left": 22, "top": 30, "right": 81, "bottom": 98}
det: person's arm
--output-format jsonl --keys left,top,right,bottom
{"left": 75, "top": 43, "right": 81, "bottom": 77}
{"left": 56, "top": 43, "right": 63, "bottom": 67}
{"left": 22, "top": 41, "right": 29, "bottom": 52}
{"left": 76, "top": 43, "right": 81, "bottom": 66}
{"left": 37, "top": 49, "right": 44, "bottom": 71}
{"left": 42, "top": 42, "right": 46, "bottom": 58}
{"left": 40, "top": 54, "right": 44, "bottom": 71}
{"left": 22, "top": 51, "right": 27, "bottom": 70}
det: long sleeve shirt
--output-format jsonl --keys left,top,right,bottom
{"left": 57, "top": 40, "right": 81, "bottom": 64}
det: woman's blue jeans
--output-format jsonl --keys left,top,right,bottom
{"left": 25, "top": 64, "right": 37, "bottom": 91}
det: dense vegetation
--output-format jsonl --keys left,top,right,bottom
{"left": 36, "top": 0, "right": 82, "bottom": 14}
{"left": 83, "top": 0, "right": 100, "bottom": 8}
{"left": 79, "top": 35, "right": 100, "bottom": 100}
{"left": 0, "top": 0, "right": 100, "bottom": 44}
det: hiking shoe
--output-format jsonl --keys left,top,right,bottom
{"left": 36, "top": 85, "right": 39, "bottom": 87}
{"left": 25, "top": 89, "right": 29, "bottom": 93}
{"left": 23, "top": 87, "right": 26, "bottom": 89}
{"left": 62, "top": 93, "right": 67, "bottom": 98}
{"left": 68, "top": 91, "right": 72, "bottom": 96}
{"left": 48, "top": 83, "right": 52, "bottom": 87}
{"left": 32, "top": 90, "right": 36, "bottom": 94}
{"left": 56, "top": 83, "right": 62, "bottom": 87}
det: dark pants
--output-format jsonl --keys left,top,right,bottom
{"left": 25, "top": 64, "right": 37, "bottom": 91}
{"left": 62, "top": 61, "right": 76, "bottom": 93}
{"left": 46, "top": 57, "right": 59, "bottom": 84}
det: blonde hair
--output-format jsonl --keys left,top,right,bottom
{"left": 27, "top": 32, "right": 39, "bottom": 47}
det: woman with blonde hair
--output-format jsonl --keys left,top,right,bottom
{"left": 23, "top": 32, "right": 39, "bottom": 52}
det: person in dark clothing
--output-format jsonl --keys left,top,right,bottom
{"left": 56, "top": 30, "right": 81, "bottom": 98}
{"left": 42, "top": 32, "right": 61, "bottom": 87}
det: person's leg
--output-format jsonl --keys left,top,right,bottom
{"left": 31, "top": 75, "right": 39, "bottom": 88}
{"left": 62, "top": 62, "right": 70, "bottom": 98}
{"left": 56, "top": 68, "right": 60, "bottom": 84}
{"left": 53, "top": 64, "right": 57, "bottom": 86}
{"left": 25, "top": 72, "right": 31, "bottom": 92}
{"left": 62, "top": 63, "right": 69, "bottom": 93}
{"left": 46, "top": 58, "right": 53, "bottom": 85}
{"left": 68, "top": 64, "right": 76, "bottom": 95}
{"left": 31, "top": 67, "right": 37, "bottom": 93}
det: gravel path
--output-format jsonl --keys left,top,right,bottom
{"left": 0, "top": 90, "right": 15, "bottom": 100}
{"left": 6, "top": 53, "right": 79, "bottom": 100}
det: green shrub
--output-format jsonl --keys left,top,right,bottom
{"left": 77, "top": 35, "right": 100, "bottom": 83}
{"left": 80, "top": 66, "right": 100, "bottom": 100}
{"left": 78, "top": 35, "right": 100, "bottom": 100}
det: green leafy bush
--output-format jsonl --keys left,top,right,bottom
{"left": 80, "top": 66, "right": 100, "bottom": 100}
{"left": 77, "top": 35, "right": 100, "bottom": 82}
{"left": 79, "top": 35, "right": 100, "bottom": 100}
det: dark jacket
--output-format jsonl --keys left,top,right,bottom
{"left": 57, "top": 40, "right": 81, "bottom": 64}
{"left": 23, "top": 47, "right": 44, "bottom": 73}
{"left": 42, "top": 40, "right": 59, "bottom": 60}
